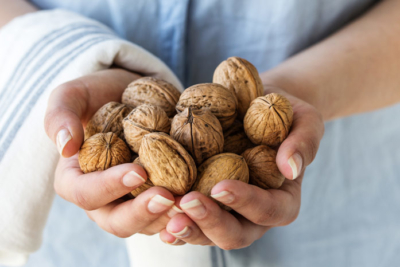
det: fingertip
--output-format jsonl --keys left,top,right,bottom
{"left": 131, "top": 163, "right": 148, "bottom": 180}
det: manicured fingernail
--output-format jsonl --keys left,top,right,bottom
{"left": 211, "top": 191, "right": 234, "bottom": 204}
{"left": 167, "top": 205, "right": 184, "bottom": 218}
{"left": 180, "top": 199, "right": 206, "bottom": 218}
{"left": 148, "top": 195, "right": 174, "bottom": 213}
{"left": 166, "top": 238, "right": 180, "bottom": 245}
{"left": 56, "top": 128, "right": 72, "bottom": 156}
{"left": 122, "top": 170, "right": 145, "bottom": 187}
{"left": 168, "top": 226, "right": 191, "bottom": 238}
{"left": 288, "top": 153, "right": 302, "bottom": 180}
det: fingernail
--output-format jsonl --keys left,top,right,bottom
{"left": 166, "top": 238, "right": 180, "bottom": 245}
{"left": 167, "top": 205, "right": 184, "bottom": 218}
{"left": 56, "top": 128, "right": 72, "bottom": 156}
{"left": 180, "top": 199, "right": 206, "bottom": 219}
{"left": 122, "top": 170, "right": 145, "bottom": 187}
{"left": 288, "top": 153, "right": 302, "bottom": 180}
{"left": 211, "top": 191, "right": 234, "bottom": 204}
{"left": 148, "top": 195, "right": 174, "bottom": 213}
{"left": 168, "top": 226, "right": 191, "bottom": 238}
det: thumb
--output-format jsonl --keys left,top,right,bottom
{"left": 44, "top": 69, "right": 141, "bottom": 158}
{"left": 44, "top": 81, "right": 88, "bottom": 158}
{"left": 276, "top": 101, "right": 324, "bottom": 180}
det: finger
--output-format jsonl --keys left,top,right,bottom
{"left": 87, "top": 187, "right": 175, "bottom": 238}
{"left": 139, "top": 204, "right": 184, "bottom": 236}
{"left": 44, "top": 69, "right": 139, "bottom": 157}
{"left": 55, "top": 155, "right": 147, "bottom": 210}
{"left": 159, "top": 230, "right": 187, "bottom": 246}
{"left": 211, "top": 179, "right": 301, "bottom": 226}
{"left": 277, "top": 95, "right": 324, "bottom": 180}
{"left": 164, "top": 213, "right": 214, "bottom": 246}
{"left": 179, "top": 192, "right": 266, "bottom": 250}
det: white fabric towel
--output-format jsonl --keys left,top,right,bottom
{"left": 0, "top": 9, "right": 202, "bottom": 266}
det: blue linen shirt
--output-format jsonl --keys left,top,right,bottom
{"left": 20, "top": 0, "right": 400, "bottom": 266}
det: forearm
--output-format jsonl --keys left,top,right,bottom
{"left": 0, "top": 0, "right": 37, "bottom": 28}
{"left": 261, "top": 0, "right": 400, "bottom": 121}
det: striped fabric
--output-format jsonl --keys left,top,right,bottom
{"left": 0, "top": 9, "right": 182, "bottom": 266}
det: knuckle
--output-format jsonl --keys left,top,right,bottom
{"left": 300, "top": 136, "right": 319, "bottom": 163}
{"left": 219, "top": 238, "right": 246, "bottom": 250}
{"left": 139, "top": 229, "right": 157, "bottom": 236}
{"left": 99, "top": 177, "right": 119, "bottom": 199}
{"left": 107, "top": 222, "right": 131, "bottom": 238}
{"left": 73, "top": 188, "right": 94, "bottom": 210}
{"left": 254, "top": 205, "right": 279, "bottom": 226}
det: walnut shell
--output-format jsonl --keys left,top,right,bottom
{"left": 213, "top": 57, "right": 263, "bottom": 119}
{"left": 192, "top": 153, "right": 249, "bottom": 210}
{"left": 84, "top": 102, "right": 133, "bottom": 140}
{"left": 122, "top": 77, "right": 181, "bottom": 117}
{"left": 242, "top": 145, "right": 285, "bottom": 189}
{"left": 244, "top": 93, "right": 293, "bottom": 147}
{"left": 139, "top": 132, "right": 197, "bottom": 195}
{"left": 130, "top": 157, "right": 154, "bottom": 197}
{"left": 78, "top": 133, "right": 131, "bottom": 174}
{"left": 123, "top": 104, "right": 171, "bottom": 153}
{"left": 170, "top": 107, "right": 224, "bottom": 165}
{"left": 223, "top": 120, "right": 255, "bottom": 155}
{"left": 176, "top": 83, "right": 238, "bottom": 130}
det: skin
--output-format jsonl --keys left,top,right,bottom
{"left": 2, "top": 0, "right": 400, "bottom": 249}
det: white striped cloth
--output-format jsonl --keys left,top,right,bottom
{"left": 0, "top": 9, "right": 192, "bottom": 266}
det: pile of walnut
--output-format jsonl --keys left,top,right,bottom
{"left": 78, "top": 57, "right": 293, "bottom": 209}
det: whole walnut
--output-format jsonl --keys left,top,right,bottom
{"left": 130, "top": 157, "right": 154, "bottom": 197}
{"left": 122, "top": 77, "right": 181, "bottom": 117}
{"left": 244, "top": 93, "right": 293, "bottom": 147}
{"left": 123, "top": 104, "right": 171, "bottom": 153}
{"left": 78, "top": 132, "right": 131, "bottom": 174}
{"left": 170, "top": 107, "right": 224, "bottom": 165}
{"left": 213, "top": 57, "right": 263, "bottom": 119}
{"left": 223, "top": 120, "right": 255, "bottom": 155}
{"left": 139, "top": 132, "right": 197, "bottom": 195}
{"left": 242, "top": 145, "right": 285, "bottom": 189}
{"left": 192, "top": 153, "right": 249, "bottom": 210}
{"left": 176, "top": 83, "right": 238, "bottom": 131}
{"left": 84, "top": 102, "right": 133, "bottom": 140}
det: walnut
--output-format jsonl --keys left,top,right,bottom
{"left": 123, "top": 104, "right": 171, "bottom": 153}
{"left": 213, "top": 57, "right": 263, "bottom": 119}
{"left": 78, "top": 133, "right": 131, "bottom": 174}
{"left": 242, "top": 145, "right": 285, "bottom": 189}
{"left": 130, "top": 157, "right": 154, "bottom": 197}
{"left": 170, "top": 107, "right": 224, "bottom": 166}
{"left": 84, "top": 102, "right": 133, "bottom": 140}
{"left": 192, "top": 153, "right": 249, "bottom": 210}
{"left": 223, "top": 120, "right": 255, "bottom": 155}
{"left": 176, "top": 83, "right": 238, "bottom": 131}
{"left": 244, "top": 93, "right": 293, "bottom": 147}
{"left": 122, "top": 77, "right": 181, "bottom": 117}
{"left": 139, "top": 132, "right": 197, "bottom": 195}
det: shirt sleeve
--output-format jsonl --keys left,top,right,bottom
{"left": 0, "top": 9, "right": 183, "bottom": 266}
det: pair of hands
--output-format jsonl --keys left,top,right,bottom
{"left": 44, "top": 68, "right": 324, "bottom": 249}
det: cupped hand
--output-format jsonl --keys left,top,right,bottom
{"left": 44, "top": 69, "right": 180, "bottom": 238}
{"left": 159, "top": 88, "right": 325, "bottom": 248}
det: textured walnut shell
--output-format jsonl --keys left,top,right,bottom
{"left": 78, "top": 133, "right": 131, "bottom": 174}
{"left": 130, "top": 157, "right": 154, "bottom": 197}
{"left": 122, "top": 77, "right": 181, "bottom": 117}
{"left": 84, "top": 102, "right": 133, "bottom": 140}
{"left": 223, "top": 121, "right": 255, "bottom": 155}
{"left": 244, "top": 93, "right": 293, "bottom": 147}
{"left": 192, "top": 153, "right": 249, "bottom": 210}
{"left": 170, "top": 107, "right": 224, "bottom": 165}
{"left": 123, "top": 104, "right": 171, "bottom": 153}
{"left": 242, "top": 145, "right": 285, "bottom": 189}
{"left": 139, "top": 132, "right": 197, "bottom": 195}
{"left": 176, "top": 83, "right": 237, "bottom": 130}
{"left": 213, "top": 57, "right": 263, "bottom": 119}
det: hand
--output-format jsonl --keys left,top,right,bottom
{"left": 45, "top": 69, "right": 179, "bottom": 238}
{"left": 158, "top": 88, "right": 324, "bottom": 248}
